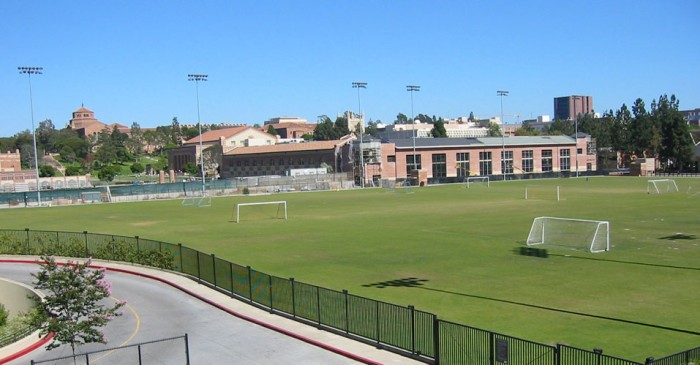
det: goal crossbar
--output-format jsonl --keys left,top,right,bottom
{"left": 527, "top": 216, "right": 610, "bottom": 253}
{"left": 466, "top": 176, "right": 489, "bottom": 188}
{"left": 235, "top": 201, "right": 287, "bottom": 223}
{"left": 647, "top": 179, "right": 679, "bottom": 194}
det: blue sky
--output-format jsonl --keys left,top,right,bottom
{"left": 1, "top": 1, "right": 698, "bottom": 137}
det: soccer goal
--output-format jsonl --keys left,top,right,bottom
{"left": 647, "top": 179, "right": 679, "bottom": 194}
{"left": 466, "top": 176, "right": 489, "bottom": 188}
{"left": 525, "top": 185, "right": 561, "bottom": 201}
{"left": 234, "top": 201, "right": 288, "bottom": 223}
{"left": 526, "top": 216, "right": 610, "bottom": 253}
{"left": 182, "top": 192, "right": 211, "bottom": 207}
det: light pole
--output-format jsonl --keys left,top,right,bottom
{"left": 19, "top": 66, "right": 43, "bottom": 206}
{"left": 352, "top": 82, "right": 367, "bottom": 188}
{"left": 188, "top": 74, "right": 208, "bottom": 195}
{"left": 497, "top": 90, "right": 509, "bottom": 180}
{"left": 572, "top": 95, "right": 580, "bottom": 177}
{"left": 407, "top": 85, "right": 420, "bottom": 182}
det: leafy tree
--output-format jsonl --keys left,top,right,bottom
{"left": 182, "top": 162, "right": 199, "bottom": 175}
{"left": 612, "top": 104, "right": 633, "bottom": 155}
{"left": 95, "top": 143, "right": 117, "bottom": 165}
{"left": 431, "top": 118, "right": 447, "bottom": 137}
{"left": 653, "top": 94, "right": 694, "bottom": 171}
{"left": 170, "top": 117, "right": 182, "bottom": 144}
{"left": 313, "top": 116, "right": 336, "bottom": 140}
{"left": 65, "top": 166, "right": 83, "bottom": 176}
{"left": 416, "top": 114, "right": 434, "bottom": 124}
{"left": 125, "top": 122, "right": 144, "bottom": 155}
{"left": 395, "top": 113, "right": 409, "bottom": 124}
{"left": 130, "top": 162, "right": 145, "bottom": 174}
{"left": 97, "top": 165, "right": 120, "bottom": 181}
{"left": 37, "top": 119, "right": 58, "bottom": 154}
{"left": 487, "top": 122, "right": 502, "bottom": 137}
{"left": 547, "top": 118, "right": 573, "bottom": 136}
{"left": 29, "top": 256, "right": 125, "bottom": 355}
{"left": 334, "top": 115, "right": 350, "bottom": 137}
{"left": 515, "top": 121, "right": 540, "bottom": 136}
{"left": 39, "top": 165, "right": 56, "bottom": 177}
{"left": 365, "top": 120, "right": 380, "bottom": 138}
{"left": 266, "top": 125, "right": 279, "bottom": 136}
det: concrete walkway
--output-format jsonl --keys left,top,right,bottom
{"left": 0, "top": 257, "right": 428, "bottom": 365}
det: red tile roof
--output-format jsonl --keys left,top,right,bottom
{"left": 183, "top": 126, "right": 250, "bottom": 144}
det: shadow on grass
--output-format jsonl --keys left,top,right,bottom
{"left": 364, "top": 276, "right": 700, "bottom": 336}
{"left": 659, "top": 233, "right": 697, "bottom": 240}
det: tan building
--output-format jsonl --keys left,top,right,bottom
{"left": 68, "top": 106, "right": 129, "bottom": 139}
{"left": 168, "top": 126, "right": 277, "bottom": 174}
{"left": 263, "top": 117, "right": 317, "bottom": 139}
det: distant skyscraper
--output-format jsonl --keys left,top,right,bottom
{"left": 554, "top": 95, "right": 593, "bottom": 120}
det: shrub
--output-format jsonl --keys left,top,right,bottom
{"left": 0, "top": 303, "right": 8, "bottom": 327}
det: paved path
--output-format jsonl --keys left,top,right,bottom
{"left": 0, "top": 257, "right": 426, "bottom": 365}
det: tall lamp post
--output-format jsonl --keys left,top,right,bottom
{"left": 352, "top": 82, "right": 367, "bottom": 188}
{"left": 188, "top": 74, "right": 208, "bottom": 195}
{"left": 497, "top": 90, "right": 509, "bottom": 181}
{"left": 407, "top": 85, "right": 420, "bottom": 181}
{"left": 19, "top": 66, "right": 43, "bottom": 206}
{"left": 572, "top": 95, "right": 580, "bottom": 177}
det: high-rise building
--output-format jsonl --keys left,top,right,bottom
{"left": 554, "top": 95, "right": 593, "bottom": 120}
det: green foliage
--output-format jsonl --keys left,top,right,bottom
{"left": 487, "top": 122, "right": 502, "bottom": 137}
{"left": 430, "top": 118, "right": 447, "bottom": 137}
{"left": 0, "top": 303, "right": 7, "bottom": 327}
{"left": 243, "top": 187, "right": 250, "bottom": 195}
{"left": 97, "top": 165, "right": 120, "bottom": 181}
{"left": 65, "top": 166, "right": 83, "bottom": 176}
{"left": 130, "top": 162, "right": 145, "bottom": 174}
{"left": 182, "top": 162, "right": 199, "bottom": 175}
{"left": 29, "top": 255, "right": 126, "bottom": 353}
{"left": 39, "top": 165, "right": 56, "bottom": 177}
{"left": 266, "top": 125, "right": 278, "bottom": 136}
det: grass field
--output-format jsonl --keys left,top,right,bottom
{"left": 2, "top": 176, "right": 699, "bottom": 361}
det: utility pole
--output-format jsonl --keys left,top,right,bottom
{"left": 188, "top": 74, "right": 208, "bottom": 195}
{"left": 19, "top": 66, "right": 43, "bottom": 206}
{"left": 352, "top": 82, "right": 367, "bottom": 188}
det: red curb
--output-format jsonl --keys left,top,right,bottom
{"left": 0, "top": 333, "right": 53, "bottom": 364}
{"left": 0, "top": 259, "right": 393, "bottom": 365}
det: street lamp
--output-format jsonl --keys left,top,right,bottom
{"left": 352, "top": 82, "right": 367, "bottom": 188}
{"left": 572, "top": 95, "right": 581, "bottom": 177}
{"left": 497, "top": 90, "right": 509, "bottom": 181}
{"left": 18, "top": 66, "right": 43, "bottom": 206}
{"left": 188, "top": 74, "right": 208, "bottom": 195}
{"left": 407, "top": 85, "right": 420, "bottom": 181}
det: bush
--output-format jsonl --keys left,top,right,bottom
{"left": 130, "top": 162, "right": 145, "bottom": 174}
{"left": 65, "top": 166, "right": 83, "bottom": 176}
{"left": 0, "top": 303, "right": 8, "bottom": 327}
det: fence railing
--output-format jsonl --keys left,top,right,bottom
{"left": 0, "top": 325, "right": 35, "bottom": 348}
{"left": 1, "top": 229, "right": 697, "bottom": 365}
{"left": 29, "top": 334, "right": 189, "bottom": 365}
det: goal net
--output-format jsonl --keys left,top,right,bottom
{"left": 234, "top": 201, "right": 288, "bottom": 223}
{"left": 182, "top": 192, "right": 211, "bottom": 207}
{"left": 525, "top": 185, "right": 561, "bottom": 201}
{"left": 647, "top": 179, "right": 679, "bottom": 194}
{"left": 526, "top": 216, "right": 610, "bottom": 253}
{"left": 466, "top": 176, "right": 489, "bottom": 188}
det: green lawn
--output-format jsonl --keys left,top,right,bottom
{"left": 2, "top": 176, "right": 699, "bottom": 360}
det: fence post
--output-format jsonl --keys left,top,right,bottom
{"left": 83, "top": 231, "right": 89, "bottom": 257}
{"left": 409, "top": 305, "right": 415, "bottom": 354}
{"left": 135, "top": 235, "right": 140, "bottom": 262}
{"left": 645, "top": 357, "right": 654, "bottom": 365}
{"left": 433, "top": 316, "right": 440, "bottom": 365}
{"left": 290, "top": 278, "right": 296, "bottom": 318}
{"left": 229, "top": 262, "right": 235, "bottom": 297}
{"left": 343, "top": 289, "right": 349, "bottom": 334}
{"left": 211, "top": 254, "right": 217, "bottom": 288}
{"left": 196, "top": 251, "right": 201, "bottom": 283}
{"left": 555, "top": 343, "right": 562, "bottom": 365}
{"left": 268, "top": 275, "right": 273, "bottom": 313}
{"left": 247, "top": 266, "right": 253, "bottom": 303}
{"left": 489, "top": 332, "right": 495, "bottom": 365}
{"left": 184, "top": 333, "right": 191, "bottom": 365}
{"left": 376, "top": 300, "right": 381, "bottom": 348}
{"left": 178, "top": 243, "right": 183, "bottom": 273}
{"left": 24, "top": 228, "right": 30, "bottom": 255}
{"left": 316, "top": 286, "right": 321, "bottom": 328}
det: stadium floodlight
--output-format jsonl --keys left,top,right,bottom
{"left": 407, "top": 85, "right": 420, "bottom": 182}
{"left": 188, "top": 74, "right": 208, "bottom": 195}
{"left": 497, "top": 90, "right": 509, "bottom": 181}
{"left": 352, "top": 82, "right": 367, "bottom": 188}
{"left": 19, "top": 66, "right": 43, "bottom": 206}
{"left": 526, "top": 216, "right": 610, "bottom": 253}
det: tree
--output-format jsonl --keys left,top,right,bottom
{"left": 97, "top": 165, "right": 120, "bottom": 181}
{"left": 37, "top": 119, "right": 58, "bottom": 154}
{"left": 29, "top": 256, "right": 125, "bottom": 356}
{"left": 130, "top": 162, "right": 145, "bottom": 174}
{"left": 653, "top": 94, "right": 694, "bottom": 171}
{"left": 313, "top": 116, "right": 336, "bottom": 140}
{"left": 395, "top": 113, "right": 409, "bottom": 124}
{"left": 266, "top": 125, "right": 279, "bottom": 136}
{"left": 431, "top": 118, "right": 447, "bottom": 137}
{"left": 125, "top": 122, "right": 144, "bottom": 155}
{"left": 487, "top": 122, "right": 502, "bottom": 137}
{"left": 546, "top": 118, "right": 573, "bottom": 136}
{"left": 39, "top": 165, "right": 56, "bottom": 177}
{"left": 334, "top": 115, "right": 350, "bottom": 137}
{"left": 182, "top": 162, "right": 199, "bottom": 175}
{"left": 365, "top": 120, "right": 380, "bottom": 138}
{"left": 170, "top": 117, "right": 182, "bottom": 144}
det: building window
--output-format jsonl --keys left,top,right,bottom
{"left": 388, "top": 155, "right": 396, "bottom": 163}
{"left": 279, "top": 158, "right": 284, "bottom": 166}
{"left": 522, "top": 150, "right": 533, "bottom": 172}
{"left": 406, "top": 154, "right": 422, "bottom": 176}
{"left": 230, "top": 141, "right": 236, "bottom": 146}
{"left": 456, "top": 152, "right": 470, "bottom": 177}
{"left": 432, "top": 153, "right": 446, "bottom": 178}
{"left": 479, "top": 151, "right": 492, "bottom": 175}
{"left": 542, "top": 150, "right": 553, "bottom": 172}
{"left": 560, "top": 149, "right": 571, "bottom": 171}
{"left": 244, "top": 160, "right": 249, "bottom": 167}
{"left": 501, "top": 150, "right": 513, "bottom": 174}
{"left": 270, "top": 159, "right": 276, "bottom": 166}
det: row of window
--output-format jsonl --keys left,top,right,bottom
{"left": 405, "top": 149, "right": 573, "bottom": 178}
{"left": 229, "top": 157, "right": 329, "bottom": 168}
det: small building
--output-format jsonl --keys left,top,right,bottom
{"left": 220, "top": 139, "right": 352, "bottom": 179}
{"left": 168, "top": 126, "right": 277, "bottom": 174}
{"left": 0, "top": 150, "right": 21, "bottom": 172}
{"left": 263, "top": 117, "right": 316, "bottom": 139}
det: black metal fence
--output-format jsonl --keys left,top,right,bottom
{"left": 1, "top": 229, "right": 698, "bottom": 365}
{"left": 29, "top": 334, "right": 189, "bottom": 365}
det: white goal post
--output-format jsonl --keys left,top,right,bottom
{"left": 466, "top": 176, "right": 489, "bottom": 188}
{"left": 647, "top": 179, "right": 679, "bottom": 194}
{"left": 526, "top": 216, "right": 610, "bottom": 253}
{"left": 235, "top": 201, "right": 288, "bottom": 223}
